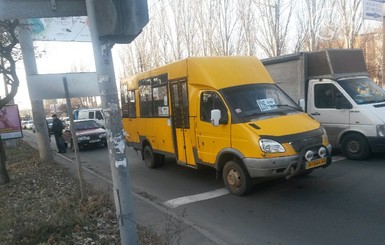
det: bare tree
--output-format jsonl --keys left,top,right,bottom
{"left": 116, "top": 0, "right": 379, "bottom": 78}
{"left": 0, "top": 19, "right": 20, "bottom": 184}
{"left": 254, "top": 0, "right": 294, "bottom": 57}
{"left": 210, "top": 0, "right": 239, "bottom": 56}
{"left": 335, "top": 0, "right": 363, "bottom": 49}
{"left": 194, "top": 1, "right": 217, "bottom": 56}
{"left": 236, "top": 0, "right": 258, "bottom": 56}
{"left": 295, "top": 0, "right": 331, "bottom": 52}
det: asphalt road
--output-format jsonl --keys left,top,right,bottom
{"left": 23, "top": 130, "right": 385, "bottom": 245}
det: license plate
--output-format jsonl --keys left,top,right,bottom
{"left": 89, "top": 139, "right": 101, "bottom": 143}
{"left": 306, "top": 157, "right": 327, "bottom": 169}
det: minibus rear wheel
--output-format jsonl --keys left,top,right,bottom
{"left": 223, "top": 160, "right": 252, "bottom": 196}
{"left": 143, "top": 145, "right": 164, "bottom": 168}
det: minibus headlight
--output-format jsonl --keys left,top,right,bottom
{"left": 259, "top": 139, "right": 285, "bottom": 153}
{"left": 377, "top": 125, "right": 385, "bottom": 137}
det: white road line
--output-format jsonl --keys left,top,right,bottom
{"left": 332, "top": 155, "right": 346, "bottom": 162}
{"left": 164, "top": 188, "right": 230, "bottom": 208}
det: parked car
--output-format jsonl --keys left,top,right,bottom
{"left": 25, "top": 120, "right": 34, "bottom": 130}
{"left": 61, "top": 117, "right": 70, "bottom": 127}
{"left": 21, "top": 120, "right": 28, "bottom": 129}
{"left": 46, "top": 118, "right": 54, "bottom": 132}
{"left": 62, "top": 119, "right": 107, "bottom": 150}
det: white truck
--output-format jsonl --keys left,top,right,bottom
{"left": 77, "top": 108, "right": 105, "bottom": 127}
{"left": 262, "top": 49, "right": 385, "bottom": 160}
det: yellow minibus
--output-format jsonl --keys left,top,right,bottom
{"left": 120, "top": 56, "right": 332, "bottom": 195}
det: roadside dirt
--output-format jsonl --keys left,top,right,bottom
{"left": 0, "top": 139, "right": 162, "bottom": 244}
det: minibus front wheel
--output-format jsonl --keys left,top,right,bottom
{"left": 223, "top": 160, "right": 252, "bottom": 196}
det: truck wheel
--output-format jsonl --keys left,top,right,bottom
{"left": 223, "top": 160, "right": 252, "bottom": 196}
{"left": 341, "top": 133, "right": 370, "bottom": 160}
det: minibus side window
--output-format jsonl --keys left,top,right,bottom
{"left": 128, "top": 91, "right": 136, "bottom": 117}
{"left": 138, "top": 75, "right": 169, "bottom": 118}
{"left": 139, "top": 78, "right": 153, "bottom": 117}
{"left": 121, "top": 84, "right": 136, "bottom": 118}
{"left": 200, "top": 92, "right": 228, "bottom": 124}
{"left": 121, "top": 84, "right": 130, "bottom": 118}
{"left": 153, "top": 85, "right": 169, "bottom": 117}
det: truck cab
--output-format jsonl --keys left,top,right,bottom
{"left": 262, "top": 49, "right": 385, "bottom": 160}
{"left": 308, "top": 75, "right": 385, "bottom": 159}
{"left": 77, "top": 108, "right": 105, "bottom": 128}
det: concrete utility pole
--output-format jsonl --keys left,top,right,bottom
{"left": 85, "top": 1, "right": 138, "bottom": 244}
{"left": 18, "top": 20, "right": 53, "bottom": 164}
{"left": 382, "top": 13, "right": 385, "bottom": 89}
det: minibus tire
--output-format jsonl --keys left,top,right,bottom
{"left": 341, "top": 133, "right": 370, "bottom": 160}
{"left": 223, "top": 160, "right": 252, "bottom": 196}
{"left": 143, "top": 145, "right": 156, "bottom": 168}
{"left": 154, "top": 154, "right": 165, "bottom": 167}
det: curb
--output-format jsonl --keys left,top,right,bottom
{"left": 22, "top": 134, "right": 225, "bottom": 245}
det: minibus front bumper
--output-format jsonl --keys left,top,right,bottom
{"left": 243, "top": 144, "right": 332, "bottom": 179}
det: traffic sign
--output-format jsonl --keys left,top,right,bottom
{"left": 363, "top": 0, "right": 385, "bottom": 21}
{"left": 0, "top": 0, "right": 86, "bottom": 19}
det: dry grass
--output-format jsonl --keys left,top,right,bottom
{"left": 0, "top": 140, "right": 164, "bottom": 244}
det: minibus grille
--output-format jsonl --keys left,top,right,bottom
{"left": 290, "top": 136, "right": 322, "bottom": 152}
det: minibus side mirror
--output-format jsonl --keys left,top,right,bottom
{"left": 298, "top": 99, "right": 305, "bottom": 111}
{"left": 211, "top": 109, "right": 221, "bottom": 127}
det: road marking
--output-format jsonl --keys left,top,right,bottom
{"left": 163, "top": 188, "right": 230, "bottom": 208}
{"left": 332, "top": 155, "right": 346, "bottom": 162}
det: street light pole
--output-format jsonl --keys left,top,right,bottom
{"left": 382, "top": 14, "right": 385, "bottom": 89}
{"left": 85, "top": 1, "right": 138, "bottom": 244}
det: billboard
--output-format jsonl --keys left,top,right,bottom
{"left": 0, "top": 105, "right": 22, "bottom": 140}
{"left": 28, "top": 17, "right": 91, "bottom": 42}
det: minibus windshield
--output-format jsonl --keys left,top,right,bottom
{"left": 337, "top": 77, "right": 385, "bottom": 105}
{"left": 222, "top": 84, "right": 301, "bottom": 121}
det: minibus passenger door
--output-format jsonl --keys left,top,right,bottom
{"left": 170, "top": 81, "right": 195, "bottom": 166}
{"left": 196, "top": 92, "right": 230, "bottom": 165}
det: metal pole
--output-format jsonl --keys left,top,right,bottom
{"left": 18, "top": 19, "right": 52, "bottom": 164}
{"left": 380, "top": 15, "right": 385, "bottom": 88}
{"left": 275, "top": 0, "right": 280, "bottom": 57}
{"left": 63, "top": 77, "right": 85, "bottom": 200}
{"left": 85, "top": 1, "right": 138, "bottom": 244}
